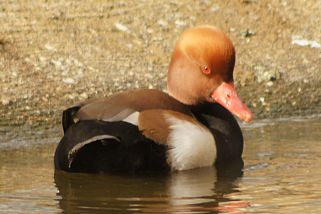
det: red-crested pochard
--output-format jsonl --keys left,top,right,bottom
{"left": 54, "top": 26, "right": 253, "bottom": 173}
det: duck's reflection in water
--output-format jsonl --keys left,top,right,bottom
{"left": 54, "top": 159, "right": 247, "bottom": 213}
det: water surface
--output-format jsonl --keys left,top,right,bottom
{"left": 0, "top": 117, "right": 320, "bottom": 213}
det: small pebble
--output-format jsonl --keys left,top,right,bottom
{"left": 175, "top": 20, "right": 186, "bottom": 27}
{"left": 80, "top": 92, "right": 88, "bottom": 99}
{"left": 266, "top": 81, "right": 273, "bottom": 87}
{"left": 157, "top": 19, "right": 168, "bottom": 27}
{"left": 259, "top": 97, "right": 265, "bottom": 103}
{"left": 45, "top": 43, "right": 56, "bottom": 52}
{"left": 1, "top": 97, "right": 11, "bottom": 105}
{"left": 210, "top": 5, "right": 220, "bottom": 12}
{"left": 63, "top": 78, "right": 75, "bottom": 84}
{"left": 114, "top": 22, "right": 130, "bottom": 33}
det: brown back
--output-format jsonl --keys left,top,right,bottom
{"left": 75, "top": 89, "right": 192, "bottom": 121}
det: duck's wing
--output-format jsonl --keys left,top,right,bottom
{"left": 61, "top": 89, "right": 191, "bottom": 133}
{"left": 55, "top": 108, "right": 216, "bottom": 172}
{"left": 138, "top": 109, "right": 216, "bottom": 171}
{"left": 56, "top": 89, "right": 193, "bottom": 173}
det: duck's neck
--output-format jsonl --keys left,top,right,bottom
{"left": 188, "top": 102, "right": 244, "bottom": 163}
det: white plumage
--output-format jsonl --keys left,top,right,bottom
{"left": 165, "top": 115, "right": 216, "bottom": 171}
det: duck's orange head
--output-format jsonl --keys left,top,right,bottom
{"left": 167, "top": 26, "right": 253, "bottom": 122}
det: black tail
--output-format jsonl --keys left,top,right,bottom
{"left": 62, "top": 106, "right": 81, "bottom": 133}
{"left": 54, "top": 120, "right": 168, "bottom": 173}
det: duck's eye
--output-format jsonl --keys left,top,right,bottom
{"left": 201, "top": 66, "right": 211, "bottom": 75}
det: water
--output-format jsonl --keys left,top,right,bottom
{"left": 0, "top": 117, "right": 320, "bottom": 213}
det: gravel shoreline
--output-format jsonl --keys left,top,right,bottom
{"left": 1, "top": 0, "right": 320, "bottom": 130}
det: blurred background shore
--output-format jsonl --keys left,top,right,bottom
{"left": 1, "top": 0, "right": 320, "bottom": 130}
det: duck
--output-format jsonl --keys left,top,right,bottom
{"left": 54, "top": 25, "right": 253, "bottom": 173}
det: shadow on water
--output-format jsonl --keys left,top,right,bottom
{"left": 54, "top": 160, "right": 246, "bottom": 213}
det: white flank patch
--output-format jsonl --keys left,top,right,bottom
{"left": 122, "top": 111, "right": 139, "bottom": 126}
{"left": 165, "top": 115, "right": 216, "bottom": 171}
